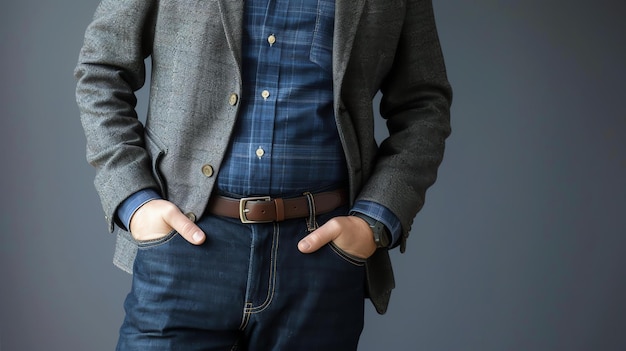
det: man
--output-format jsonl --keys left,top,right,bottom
{"left": 75, "top": 0, "right": 451, "bottom": 349}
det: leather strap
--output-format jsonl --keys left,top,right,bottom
{"left": 206, "top": 189, "right": 348, "bottom": 223}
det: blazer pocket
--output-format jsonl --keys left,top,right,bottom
{"left": 144, "top": 128, "right": 169, "bottom": 198}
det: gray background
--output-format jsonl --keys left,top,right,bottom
{"left": 1, "top": 0, "right": 625, "bottom": 350}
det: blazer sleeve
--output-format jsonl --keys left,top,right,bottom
{"left": 360, "top": 0, "right": 452, "bottom": 251}
{"left": 74, "top": 0, "right": 158, "bottom": 232}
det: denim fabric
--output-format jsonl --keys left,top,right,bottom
{"left": 117, "top": 205, "right": 365, "bottom": 350}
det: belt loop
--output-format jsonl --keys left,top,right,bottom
{"left": 303, "top": 192, "right": 318, "bottom": 232}
{"left": 274, "top": 198, "right": 285, "bottom": 222}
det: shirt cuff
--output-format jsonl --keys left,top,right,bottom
{"left": 350, "top": 200, "right": 402, "bottom": 248}
{"left": 117, "top": 189, "right": 162, "bottom": 231}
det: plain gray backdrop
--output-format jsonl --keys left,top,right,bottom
{"left": 1, "top": 1, "right": 625, "bottom": 350}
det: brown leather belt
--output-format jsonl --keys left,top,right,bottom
{"left": 206, "top": 189, "right": 348, "bottom": 223}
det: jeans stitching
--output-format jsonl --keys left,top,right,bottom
{"left": 246, "top": 222, "right": 279, "bottom": 314}
{"left": 329, "top": 241, "right": 366, "bottom": 266}
{"left": 239, "top": 302, "right": 253, "bottom": 331}
{"left": 135, "top": 230, "right": 178, "bottom": 249}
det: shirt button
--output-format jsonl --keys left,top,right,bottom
{"left": 267, "top": 34, "right": 276, "bottom": 46}
{"left": 228, "top": 93, "right": 238, "bottom": 106}
{"left": 261, "top": 90, "right": 270, "bottom": 100}
{"left": 201, "top": 164, "right": 214, "bottom": 177}
{"left": 255, "top": 147, "right": 265, "bottom": 158}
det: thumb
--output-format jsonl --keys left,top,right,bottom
{"left": 163, "top": 208, "right": 206, "bottom": 245}
{"left": 298, "top": 220, "right": 339, "bottom": 253}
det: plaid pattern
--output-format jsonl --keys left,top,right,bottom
{"left": 216, "top": 0, "right": 346, "bottom": 196}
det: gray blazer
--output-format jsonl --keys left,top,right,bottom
{"left": 75, "top": 0, "right": 452, "bottom": 314}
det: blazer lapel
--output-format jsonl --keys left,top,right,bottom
{"left": 333, "top": 0, "right": 366, "bottom": 96}
{"left": 217, "top": 0, "right": 245, "bottom": 71}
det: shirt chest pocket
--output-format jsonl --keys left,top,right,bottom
{"left": 309, "top": 0, "right": 334, "bottom": 72}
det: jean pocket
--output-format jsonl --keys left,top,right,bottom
{"left": 328, "top": 241, "right": 367, "bottom": 267}
{"left": 135, "top": 229, "right": 178, "bottom": 249}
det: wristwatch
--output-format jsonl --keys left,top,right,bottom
{"left": 351, "top": 212, "right": 391, "bottom": 248}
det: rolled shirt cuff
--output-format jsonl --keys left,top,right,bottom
{"left": 116, "top": 188, "right": 162, "bottom": 231}
{"left": 350, "top": 200, "right": 402, "bottom": 248}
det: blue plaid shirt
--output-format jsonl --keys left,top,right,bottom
{"left": 119, "top": 0, "right": 401, "bottom": 246}
{"left": 216, "top": 0, "right": 344, "bottom": 196}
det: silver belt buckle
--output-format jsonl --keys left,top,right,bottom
{"left": 239, "top": 196, "right": 272, "bottom": 223}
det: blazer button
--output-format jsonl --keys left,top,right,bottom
{"left": 228, "top": 93, "right": 239, "bottom": 106}
{"left": 185, "top": 212, "right": 197, "bottom": 222}
{"left": 202, "top": 164, "right": 214, "bottom": 177}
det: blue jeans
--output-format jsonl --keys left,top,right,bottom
{"left": 117, "top": 205, "right": 365, "bottom": 350}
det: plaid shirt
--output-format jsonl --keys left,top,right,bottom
{"left": 216, "top": 0, "right": 344, "bottom": 196}
{"left": 119, "top": 0, "right": 401, "bottom": 245}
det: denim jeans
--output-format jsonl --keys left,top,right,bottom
{"left": 117, "top": 204, "right": 365, "bottom": 350}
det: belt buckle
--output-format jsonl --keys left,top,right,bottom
{"left": 239, "top": 196, "right": 272, "bottom": 223}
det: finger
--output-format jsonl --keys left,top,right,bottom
{"left": 298, "top": 220, "right": 340, "bottom": 253}
{"left": 162, "top": 207, "right": 206, "bottom": 245}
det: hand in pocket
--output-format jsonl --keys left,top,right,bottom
{"left": 130, "top": 199, "right": 206, "bottom": 245}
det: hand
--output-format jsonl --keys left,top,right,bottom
{"left": 129, "top": 199, "right": 206, "bottom": 245}
{"left": 297, "top": 216, "right": 377, "bottom": 259}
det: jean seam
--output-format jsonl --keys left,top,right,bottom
{"left": 245, "top": 223, "right": 280, "bottom": 315}
{"left": 135, "top": 229, "right": 178, "bottom": 249}
{"left": 329, "top": 241, "right": 366, "bottom": 266}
